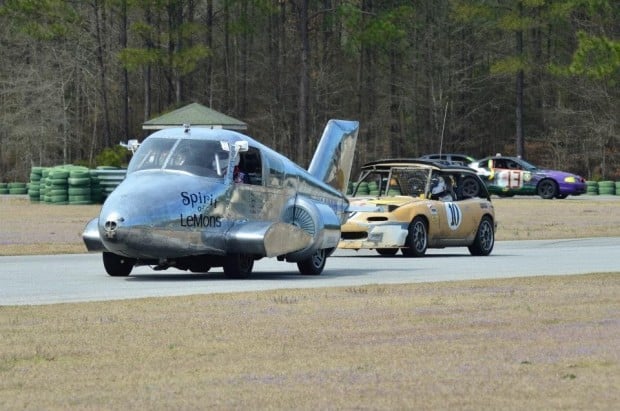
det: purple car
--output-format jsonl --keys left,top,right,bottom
{"left": 469, "top": 155, "right": 587, "bottom": 199}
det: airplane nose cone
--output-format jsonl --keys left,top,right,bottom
{"left": 102, "top": 216, "right": 124, "bottom": 239}
{"left": 96, "top": 171, "right": 229, "bottom": 258}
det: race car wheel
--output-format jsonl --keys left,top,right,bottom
{"left": 376, "top": 248, "right": 399, "bottom": 256}
{"left": 297, "top": 248, "right": 327, "bottom": 275}
{"left": 402, "top": 217, "right": 428, "bottom": 257}
{"left": 468, "top": 216, "right": 494, "bottom": 256}
{"left": 460, "top": 176, "right": 481, "bottom": 198}
{"left": 223, "top": 253, "right": 254, "bottom": 278}
{"left": 537, "top": 179, "right": 558, "bottom": 199}
{"left": 103, "top": 252, "right": 135, "bottom": 277}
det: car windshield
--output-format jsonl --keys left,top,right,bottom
{"left": 127, "top": 137, "right": 230, "bottom": 178}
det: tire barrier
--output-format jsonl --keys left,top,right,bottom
{"left": 586, "top": 180, "right": 599, "bottom": 195}
{"left": 8, "top": 182, "right": 28, "bottom": 195}
{"left": 597, "top": 180, "right": 616, "bottom": 196}
{"left": 585, "top": 180, "right": 619, "bottom": 196}
{"left": 13, "top": 165, "right": 127, "bottom": 204}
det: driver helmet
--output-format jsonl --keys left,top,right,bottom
{"left": 431, "top": 175, "right": 446, "bottom": 195}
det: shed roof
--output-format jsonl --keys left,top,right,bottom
{"left": 142, "top": 102, "right": 247, "bottom": 130}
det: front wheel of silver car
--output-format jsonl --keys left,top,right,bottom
{"left": 103, "top": 252, "right": 135, "bottom": 277}
{"left": 402, "top": 217, "right": 428, "bottom": 257}
{"left": 468, "top": 216, "right": 494, "bottom": 256}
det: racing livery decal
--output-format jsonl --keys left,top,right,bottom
{"left": 444, "top": 202, "right": 462, "bottom": 231}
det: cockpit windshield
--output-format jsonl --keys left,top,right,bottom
{"left": 127, "top": 138, "right": 231, "bottom": 178}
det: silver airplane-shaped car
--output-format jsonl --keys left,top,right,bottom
{"left": 83, "top": 119, "right": 359, "bottom": 278}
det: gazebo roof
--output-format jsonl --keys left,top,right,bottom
{"left": 142, "top": 102, "right": 247, "bottom": 130}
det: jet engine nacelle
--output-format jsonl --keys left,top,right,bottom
{"left": 282, "top": 196, "right": 341, "bottom": 262}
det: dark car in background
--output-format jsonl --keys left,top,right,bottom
{"left": 468, "top": 155, "right": 587, "bottom": 199}
{"left": 418, "top": 153, "right": 476, "bottom": 166}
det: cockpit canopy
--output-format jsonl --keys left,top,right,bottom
{"left": 127, "top": 137, "right": 232, "bottom": 178}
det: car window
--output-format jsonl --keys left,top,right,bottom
{"left": 392, "top": 168, "right": 430, "bottom": 197}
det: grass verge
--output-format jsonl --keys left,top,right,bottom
{"left": 1, "top": 274, "right": 618, "bottom": 410}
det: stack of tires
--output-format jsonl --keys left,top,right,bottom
{"left": 586, "top": 181, "right": 599, "bottom": 195}
{"left": 368, "top": 181, "right": 380, "bottom": 196}
{"left": 597, "top": 181, "right": 616, "bottom": 196}
{"left": 0, "top": 182, "right": 8, "bottom": 194}
{"left": 354, "top": 182, "right": 369, "bottom": 196}
{"left": 42, "top": 167, "right": 70, "bottom": 204}
{"left": 6, "top": 182, "right": 28, "bottom": 195}
{"left": 94, "top": 167, "right": 126, "bottom": 200}
{"left": 89, "top": 170, "right": 104, "bottom": 204}
{"left": 28, "top": 167, "right": 45, "bottom": 201}
{"left": 26, "top": 165, "right": 126, "bottom": 204}
{"left": 68, "top": 167, "right": 94, "bottom": 205}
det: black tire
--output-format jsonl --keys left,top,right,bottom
{"left": 555, "top": 193, "right": 568, "bottom": 199}
{"left": 468, "top": 216, "right": 495, "bottom": 256}
{"left": 376, "top": 248, "right": 399, "bottom": 256}
{"left": 537, "top": 179, "right": 557, "bottom": 199}
{"left": 297, "top": 249, "right": 327, "bottom": 275}
{"left": 223, "top": 254, "right": 254, "bottom": 278}
{"left": 103, "top": 252, "right": 135, "bottom": 276}
{"left": 460, "top": 176, "right": 480, "bottom": 198}
{"left": 401, "top": 217, "right": 428, "bottom": 257}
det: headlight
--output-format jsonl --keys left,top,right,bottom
{"left": 564, "top": 176, "right": 576, "bottom": 183}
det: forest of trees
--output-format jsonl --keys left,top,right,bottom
{"left": 0, "top": 0, "right": 618, "bottom": 182}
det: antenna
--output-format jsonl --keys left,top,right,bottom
{"left": 439, "top": 101, "right": 448, "bottom": 155}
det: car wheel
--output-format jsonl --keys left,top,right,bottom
{"left": 556, "top": 193, "right": 568, "bottom": 199}
{"left": 402, "top": 217, "right": 428, "bottom": 257}
{"left": 468, "top": 216, "right": 494, "bottom": 256}
{"left": 103, "top": 252, "right": 135, "bottom": 277}
{"left": 537, "top": 179, "right": 557, "bottom": 199}
{"left": 461, "top": 176, "right": 480, "bottom": 198}
{"left": 223, "top": 253, "right": 254, "bottom": 278}
{"left": 376, "top": 248, "right": 399, "bottom": 256}
{"left": 297, "top": 249, "right": 327, "bottom": 275}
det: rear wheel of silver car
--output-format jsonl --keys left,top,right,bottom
{"left": 402, "top": 217, "right": 428, "bottom": 257}
{"left": 468, "top": 216, "right": 494, "bottom": 256}
{"left": 297, "top": 249, "right": 327, "bottom": 275}
{"left": 537, "top": 179, "right": 558, "bottom": 199}
{"left": 376, "top": 248, "right": 398, "bottom": 256}
{"left": 223, "top": 253, "right": 254, "bottom": 278}
{"left": 103, "top": 252, "right": 135, "bottom": 277}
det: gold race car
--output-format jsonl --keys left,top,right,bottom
{"left": 339, "top": 159, "right": 496, "bottom": 256}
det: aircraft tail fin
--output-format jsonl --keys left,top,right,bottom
{"left": 307, "top": 119, "right": 359, "bottom": 196}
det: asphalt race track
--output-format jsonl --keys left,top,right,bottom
{"left": 1, "top": 237, "right": 619, "bottom": 305}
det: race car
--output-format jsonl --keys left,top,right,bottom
{"left": 468, "top": 155, "right": 587, "bottom": 199}
{"left": 339, "top": 159, "right": 495, "bottom": 257}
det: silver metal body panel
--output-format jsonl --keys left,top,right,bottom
{"left": 83, "top": 120, "right": 359, "bottom": 273}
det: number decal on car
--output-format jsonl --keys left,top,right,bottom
{"left": 444, "top": 202, "right": 462, "bottom": 231}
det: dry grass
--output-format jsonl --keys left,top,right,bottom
{"left": 1, "top": 275, "right": 618, "bottom": 410}
{"left": 1, "top": 195, "right": 619, "bottom": 409}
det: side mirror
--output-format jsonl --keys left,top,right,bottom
{"left": 234, "top": 140, "right": 249, "bottom": 152}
